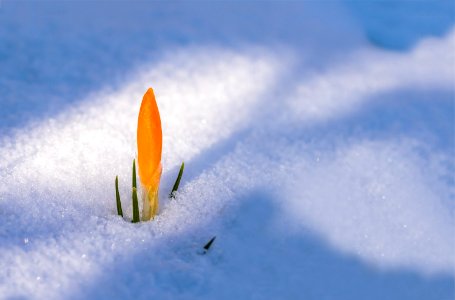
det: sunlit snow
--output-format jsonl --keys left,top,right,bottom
{"left": 0, "top": 1, "right": 453, "bottom": 299}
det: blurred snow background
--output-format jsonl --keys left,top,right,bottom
{"left": 0, "top": 1, "right": 454, "bottom": 299}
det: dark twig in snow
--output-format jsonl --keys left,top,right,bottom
{"left": 203, "top": 236, "right": 216, "bottom": 252}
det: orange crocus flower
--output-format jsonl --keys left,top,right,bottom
{"left": 137, "top": 88, "right": 162, "bottom": 220}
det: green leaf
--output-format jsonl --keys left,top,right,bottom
{"left": 170, "top": 162, "right": 185, "bottom": 198}
{"left": 132, "top": 159, "right": 137, "bottom": 189}
{"left": 132, "top": 187, "right": 140, "bottom": 223}
{"left": 115, "top": 176, "right": 123, "bottom": 217}
{"left": 132, "top": 159, "right": 140, "bottom": 223}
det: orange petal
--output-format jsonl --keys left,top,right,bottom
{"left": 137, "top": 88, "right": 162, "bottom": 218}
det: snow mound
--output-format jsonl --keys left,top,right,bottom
{"left": 0, "top": 19, "right": 453, "bottom": 300}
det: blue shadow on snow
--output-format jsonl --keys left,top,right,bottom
{"left": 74, "top": 191, "right": 454, "bottom": 299}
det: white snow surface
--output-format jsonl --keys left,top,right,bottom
{"left": 0, "top": 2, "right": 454, "bottom": 299}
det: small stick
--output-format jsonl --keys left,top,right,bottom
{"left": 203, "top": 236, "right": 216, "bottom": 252}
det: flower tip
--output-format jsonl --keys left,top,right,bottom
{"left": 137, "top": 87, "right": 162, "bottom": 220}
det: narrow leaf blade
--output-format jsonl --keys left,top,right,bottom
{"left": 132, "top": 187, "right": 140, "bottom": 223}
{"left": 132, "top": 159, "right": 137, "bottom": 189}
{"left": 170, "top": 162, "right": 185, "bottom": 198}
{"left": 132, "top": 160, "right": 140, "bottom": 223}
{"left": 115, "top": 176, "right": 123, "bottom": 217}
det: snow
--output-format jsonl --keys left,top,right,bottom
{"left": 288, "top": 32, "right": 455, "bottom": 123}
{"left": 0, "top": 1, "right": 454, "bottom": 299}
